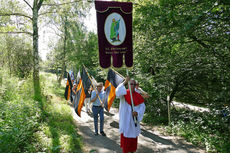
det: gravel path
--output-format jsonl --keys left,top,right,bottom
{"left": 172, "top": 101, "right": 209, "bottom": 112}
{"left": 72, "top": 106, "right": 205, "bottom": 153}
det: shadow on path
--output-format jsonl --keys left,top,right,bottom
{"left": 76, "top": 123, "right": 122, "bottom": 153}
{"left": 110, "top": 121, "right": 119, "bottom": 129}
{"left": 141, "top": 129, "right": 175, "bottom": 145}
{"left": 74, "top": 107, "right": 205, "bottom": 153}
{"left": 104, "top": 111, "right": 115, "bottom": 117}
{"left": 140, "top": 129, "right": 202, "bottom": 153}
{"left": 110, "top": 119, "right": 204, "bottom": 153}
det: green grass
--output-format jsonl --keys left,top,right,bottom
{"left": 32, "top": 72, "right": 83, "bottom": 153}
{"left": 0, "top": 70, "right": 83, "bottom": 153}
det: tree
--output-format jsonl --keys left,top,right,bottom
{"left": 0, "top": 0, "right": 91, "bottom": 101}
{"left": 2, "top": 35, "right": 33, "bottom": 78}
{"left": 42, "top": 1, "right": 101, "bottom": 82}
{"left": 0, "top": 0, "right": 44, "bottom": 101}
{"left": 42, "top": 0, "right": 89, "bottom": 84}
{"left": 132, "top": 0, "right": 230, "bottom": 107}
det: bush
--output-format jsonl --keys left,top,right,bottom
{"left": 167, "top": 106, "right": 230, "bottom": 153}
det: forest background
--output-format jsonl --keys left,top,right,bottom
{"left": 0, "top": 0, "right": 229, "bottom": 152}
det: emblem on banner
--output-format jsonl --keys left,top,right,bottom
{"left": 104, "top": 13, "right": 126, "bottom": 46}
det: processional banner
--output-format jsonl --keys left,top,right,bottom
{"left": 95, "top": 0, "right": 133, "bottom": 68}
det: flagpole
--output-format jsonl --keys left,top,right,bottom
{"left": 126, "top": 69, "right": 137, "bottom": 127}
{"left": 83, "top": 65, "right": 103, "bottom": 105}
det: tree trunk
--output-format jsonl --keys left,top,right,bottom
{"left": 7, "top": 43, "right": 12, "bottom": 77}
{"left": 6, "top": 37, "right": 12, "bottom": 77}
{"left": 58, "top": 62, "right": 66, "bottom": 85}
{"left": 32, "top": 3, "right": 41, "bottom": 102}
{"left": 58, "top": 18, "right": 68, "bottom": 85}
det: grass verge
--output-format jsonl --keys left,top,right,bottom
{"left": 0, "top": 70, "right": 83, "bottom": 153}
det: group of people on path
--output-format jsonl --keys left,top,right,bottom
{"left": 70, "top": 76, "right": 149, "bottom": 153}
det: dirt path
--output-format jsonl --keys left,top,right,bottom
{"left": 172, "top": 101, "right": 209, "bottom": 112}
{"left": 72, "top": 106, "right": 205, "bottom": 153}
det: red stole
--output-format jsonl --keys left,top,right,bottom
{"left": 124, "top": 89, "right": 144, "bottom": 106}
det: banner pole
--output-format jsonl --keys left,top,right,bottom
{"left": 126, "top": 69, "right": 137, "bottom": 126}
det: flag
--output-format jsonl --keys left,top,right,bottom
{"left": 91, "top": 75, "right": 98, "bottom": 87}
{"left": 70, "top": 70, "right": 74, "bottom": 80}
{"left": 104, "top": 69, "right": 125, "bottom": 111}
{"left": 73, "top": 67, "right": 92, "bottom": 117}
{"left": 64, "top": 72, "right": 73, "bottom": 100}
{"left": 69, "top": 71, "right": 75, "bottom": 102}
{"left": 73, "top": 79, "right": 85, "bottom": 117}
{"left": 95, "top": 1, "right": 133, "bottom": 68}
{"left": 76, "top": 69, "right": 81, "bottom": 85}
{"left": 82, "top": 67, "right": 92, "bottom": 98}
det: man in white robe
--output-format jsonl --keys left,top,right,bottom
{"left": 116, "top": 77, "right": 146, "bottom": 153}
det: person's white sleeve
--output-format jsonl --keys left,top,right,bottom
{"left": 116, "top": 83, "right": 127, "bottom": 98}
{"left": 135, "top": 103, "right": 146, "bottom": 122}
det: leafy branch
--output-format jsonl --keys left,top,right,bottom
{"left": 0, "top": 31, "right": 33, "bottom": 35}
{"left": 0, "top": 13, "right": 32, "bottom": 20}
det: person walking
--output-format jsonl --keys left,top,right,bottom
{"left": 90, "top": 82, "right": 106, "bottom": 136}
{"left": 116, "top": 77, "right": 146, "bottom": 153}
{"left": 72, "top": 83, "right": 77, "bottom": 102}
